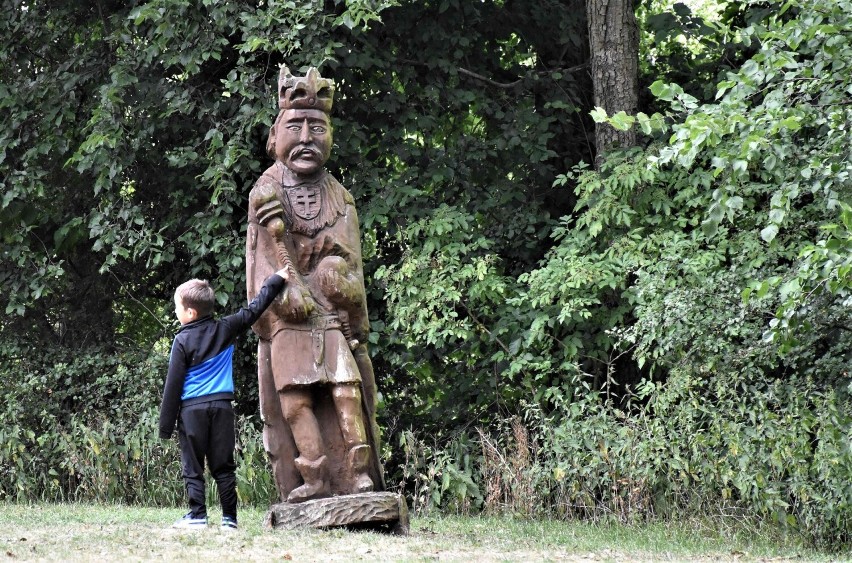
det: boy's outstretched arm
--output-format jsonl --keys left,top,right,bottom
{"left": 222, "top": 268, "right": 289, "bottom": 333}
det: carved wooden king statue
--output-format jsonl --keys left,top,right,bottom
{"left": 247, "top": 65, "right": 385, "bottom": 505}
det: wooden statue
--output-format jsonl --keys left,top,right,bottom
{"left": 246, "top": 65, "right": 385, "bottom": 506}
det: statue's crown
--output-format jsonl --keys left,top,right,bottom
{"left": 278, "top": 65, "right": 335, "bottom": 113}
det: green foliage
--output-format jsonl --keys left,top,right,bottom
{"left": 330, "top": 0, "right": 592, "bottom": 428}
{"left": 0, "top": 0, "right": 396, "bottom": 342}
{"left": 403, "top": 378, "right": 851, "bottom": 548}
{"left": 534, "top": 0, "right": 850, "bottom": 397}
{"left": 637, "top": 0, "right": 748, "bottom": 105}
{"left": 0, "top": 338, "right": 170, "bottom": 502}
{"left": 493, "top": 0, "right": 851, "bottom": 545}
{"left": 397, "top": 429, "right": 483, "bottom": 515}
{"left": 234, "top": 415, "right": 279, "bottom": 505}
{"left": 648, "top": 0, "right": 852, "bottom": 351}
{"left": 536, "top": 373, "right": 852, "bottom": 548}
{"left": 0, "top": 338, "right": 277, "bottom": 506}
{"left": 0, "top": 0, "right": 591, "bottom": 427}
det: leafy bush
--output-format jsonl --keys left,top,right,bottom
{"left": 0, "top": 341, "right": 277, "bottom": 507}
{"left": 234, "top": 415, "right": 279, "bottom": 506}
{"left": 401, "top": 376, "right": 850, "bottom": 548}
{"left": 395, "top": 429, "right": 483, "bottom": 515}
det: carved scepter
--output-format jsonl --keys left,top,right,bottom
{"left": 265, "top": 216, "right": 297, "bottom": 278}
{"left": 266, "top": 216, "right": 317, "bottom": 320}
{"left": 253, "top": 192, "right": 315, "bottom": 318}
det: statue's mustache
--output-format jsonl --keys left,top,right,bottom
{"left": 290, "top": 146, "right": 321, "bottom": 159}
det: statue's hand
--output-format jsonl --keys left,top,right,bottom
{"left": 316, "top": 256, "right": 359, "bottom": 306}
{"left": 280, "top": 284, "right": 315, "bottom": 321}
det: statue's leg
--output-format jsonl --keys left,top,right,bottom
{"left": 258, "top": 339, "right": 296, "bottom": 501}
{"left": 279, "top": 388, "right": 330, "bottom": 502}
{"left": 332, "top": 383, "right": 374, "bottom": 494}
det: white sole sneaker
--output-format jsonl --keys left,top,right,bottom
{"left": 172, "top": 513, "right": 208, "bottom": 529}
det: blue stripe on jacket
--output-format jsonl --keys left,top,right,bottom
{"left": 181, "top": 345, "right": 235, "bottom": 400}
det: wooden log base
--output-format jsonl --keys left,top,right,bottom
{"left": 264, "top": 491, "right": 409, "bottom": 535}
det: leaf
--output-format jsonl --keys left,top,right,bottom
{"left": 609, "top": 111, "right": 636, "bottom": 131}
{"left": 761, "top": 224, "right": 779, "bottom": 243}
{"left": 649, "top": 80, "right": 673, "bottom": 100}
{"left": 590, "top": 107, "right": 609, "bottom": 123}
{"left": 769, "top": 208, "right": 786, "bottom": 223}
{"left": 636, "top": 112, "right": 652, "bottom": 135}
{"left": 779, "top": 116, "right": 802, "bottom": 131}
{"left": 779, "top": 278, "right": 800, "bottom": 300}
{"left": 702, "top": 220, "right": 718, "bottom": 238}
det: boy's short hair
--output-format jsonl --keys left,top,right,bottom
{"left": 175, "top": 279, "right": 215, "bottom": 317}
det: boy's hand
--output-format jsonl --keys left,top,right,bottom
{"left": 276, "top": 267, "right": 290, "bottom": 281}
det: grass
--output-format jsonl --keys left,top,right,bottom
{"left": 0, "top": 503, "right": 846, "bottom": 562}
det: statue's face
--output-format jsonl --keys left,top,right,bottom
{"left": 275, "top": 109, "right": 332, "bottom": 176}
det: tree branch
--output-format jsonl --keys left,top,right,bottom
{"left": 457, "top": 67, "right": 522, "bottom": 89}
{"left": 457, "top": 298, "right": 512, "bottom": 356}
{"left": 398, "top": 58, "right": 589, "bottom": 89}
{"left": 458, "top": 63, "right": 590, "bottom": 89}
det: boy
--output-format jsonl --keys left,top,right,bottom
{"left": 159, "top": 268, "right": 289, "bottom": 530}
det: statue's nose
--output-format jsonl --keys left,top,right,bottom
{"left": 300, "top": 119, "right": 311, "bottom": 143}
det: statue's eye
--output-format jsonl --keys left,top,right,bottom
{"left": 311, "top": 126, "right": 326, "bottom": 134}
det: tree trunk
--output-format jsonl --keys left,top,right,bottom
{"left": 586, "top": 0, "right": 639, "bottom": 165}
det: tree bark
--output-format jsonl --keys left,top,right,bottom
{"left": 586, "top": 0, "right": 639, "bottom": 166}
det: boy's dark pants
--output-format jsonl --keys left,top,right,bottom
{"left": 177, "top": 400, "right": 238, "bottom": 520}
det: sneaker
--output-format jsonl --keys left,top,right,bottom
{"left": 221, "top": 516, "right": 238, "bottom": 530}
{"left": 172, "top": 512, "right": 208, "bottom": 529}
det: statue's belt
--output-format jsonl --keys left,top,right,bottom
{"left": 277, "top": 313, "right": 343, "bottom": 332}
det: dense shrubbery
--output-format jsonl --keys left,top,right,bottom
{"left": 0, "top": 341, "right": 276, "bottom": 507}
{"left": 403, "top": 373, "right": 851, "bottom": 548}
{"left": 4, "top": 339, "right": 846, "bottom": 546}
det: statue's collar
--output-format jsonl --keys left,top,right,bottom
{"left": 275, "top": 161, "right": 326, "bottom": 188}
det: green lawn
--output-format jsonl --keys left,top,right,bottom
{"left": 0, "top": 503, "right": 844, "bottom": 562}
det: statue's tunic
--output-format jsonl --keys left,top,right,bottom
{"left": 247, "top": 164, "right": 370, "bottom": 391}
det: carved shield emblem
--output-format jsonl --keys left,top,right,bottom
{"left": 287, "top": 185, "right": 322, "bottom": 220}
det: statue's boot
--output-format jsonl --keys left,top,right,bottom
{"left": 347, "top": 444, "right": 374, "bottom": 494}
{"left": 287, "top": 455, "right": 330, "bottom": 503}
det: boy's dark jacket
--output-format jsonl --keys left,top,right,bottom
{"left": 158, "top": 274, "right": 286, "bottom": 439}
